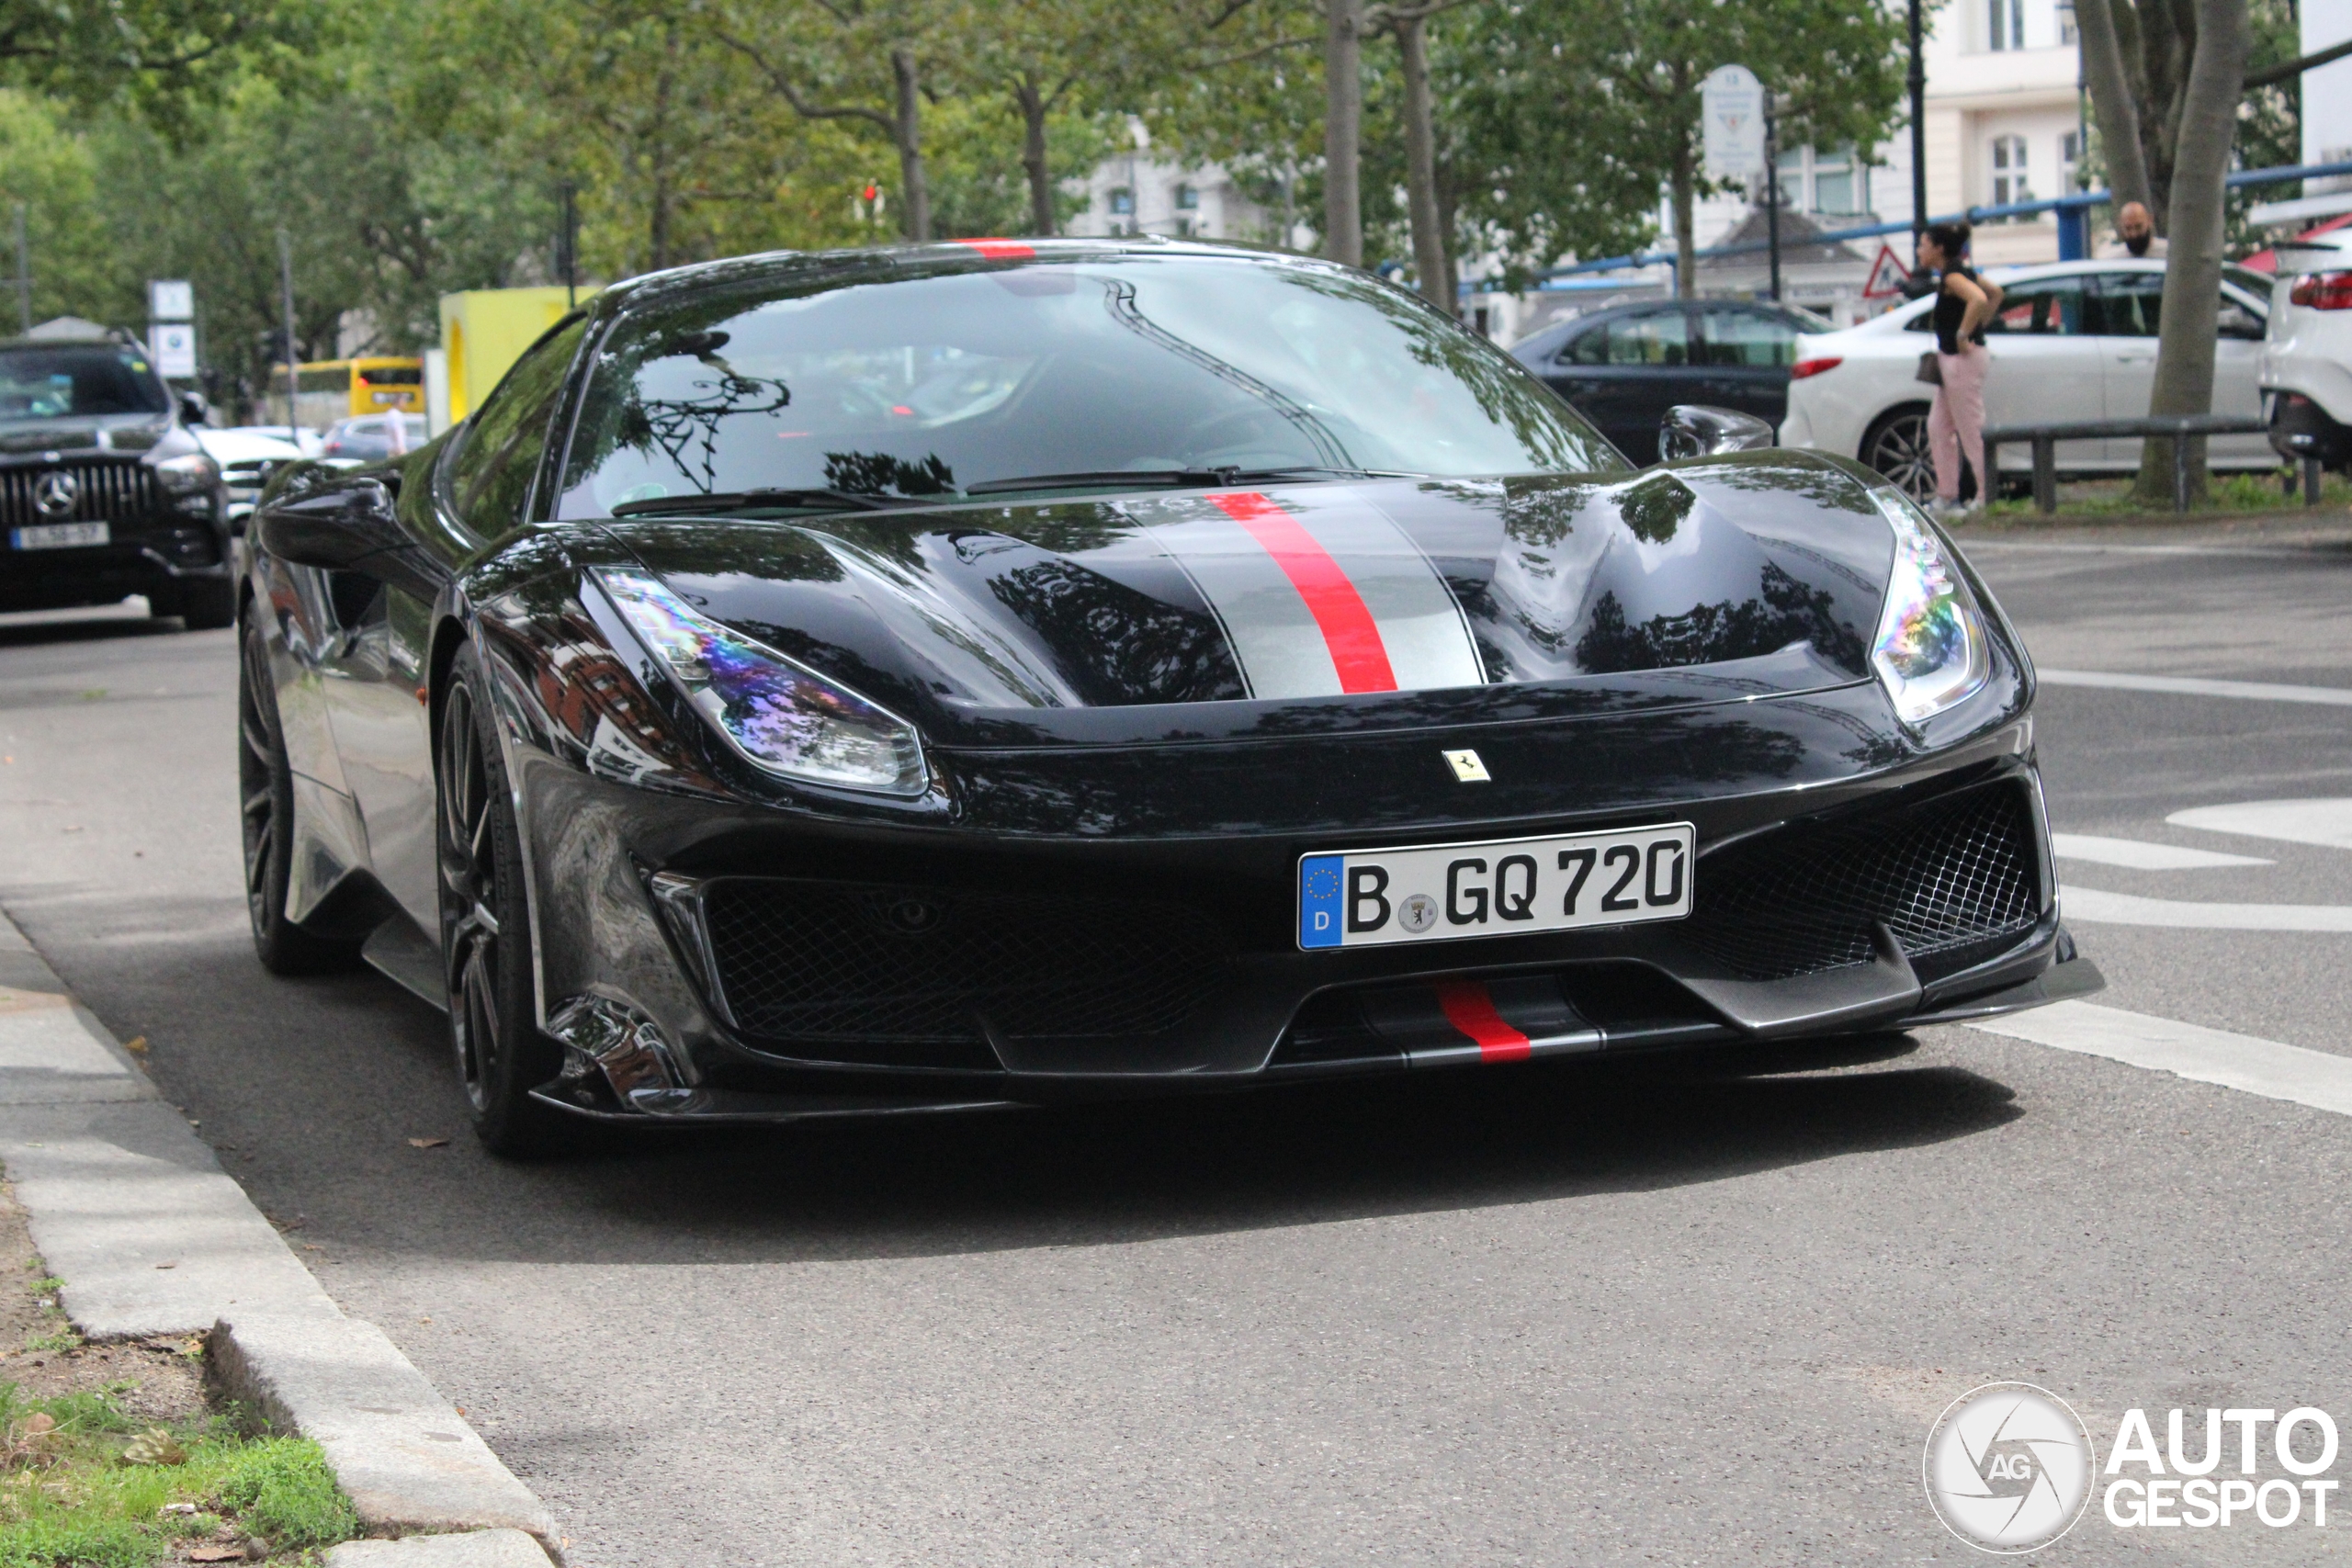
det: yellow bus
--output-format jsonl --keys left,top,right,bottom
{"left": 265, "top": 356, "right": 424, "bottom": 430}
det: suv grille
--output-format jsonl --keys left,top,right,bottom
{"left": 0, "top": 461, "right": 156, "bottom": 528}
{"left": 701, "top": 878, "right": 1229, "bottom": 1048}
{"left": 1680, "top": 783, "right": 2042, "bottom": 981}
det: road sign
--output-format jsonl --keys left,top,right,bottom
{"left": 148, "top": 279, "right": 193, "bottom": 322}
{"left": 149, "top": 321, "right": 196, "bottom": 378}
{"left": 1702, "top": 65, "right": 1766, "bottom": 180}
{"left": 1862, "top": 243, "right": 1911, "bottom": 299}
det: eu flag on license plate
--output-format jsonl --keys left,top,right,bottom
{"left": 1298, "top": 854, "right": 1345, "bottom": 949}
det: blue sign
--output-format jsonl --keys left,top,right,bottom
{"left": 1298, "top": 854, "right": 1344, "bottom": 949}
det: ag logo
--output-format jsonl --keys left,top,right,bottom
{"left": 33, "top": 470, "right": 78, "bottom": 517}
{"left": 1924, "top": 1382, "right": 2095, "bottom": 1552}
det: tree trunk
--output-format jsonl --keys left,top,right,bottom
{"left": 1015, "top": 77, "right": 1054, "bottom": 236}
{"left": 1670, "top": 143, "right": 1696, "bottom": 299}
{"left": 2074, "top": 0, "right": 2154, "bottom": 213}
{"left": 1323, "top": 0, "right": 1363, "bottom": 266}
{"left": 1396, "top": 12, "right": 1450, "bottom": 310}
{"left": 891, "top": 45, "right": 930, "bottom": 243}
{"left": 2132, "top": 0, "right": 2247, "bottom": 506}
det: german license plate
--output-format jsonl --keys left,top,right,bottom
{"left": 1298, "top": 823, "right": 1694, "bottom": 950}
{"left": 9, "top": 522, "right": 107, "bottom": 550}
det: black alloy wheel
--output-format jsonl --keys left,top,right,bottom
{"left": 436, "top": 645, "right": 570, "bottom": 1156}
{"left": 240, "top": 611, "right": 360, "bottom": 974}
{"left": 1861, "top": 406, "right": 1936, "bottom": 502}
{"left": 175, "top": 576, "right": 237, "bottom": 631}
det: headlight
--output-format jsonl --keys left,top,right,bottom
{"left": 153, "top": 453, "right": 220, "bottom": 492}
{"left": 592, "top": 569, "right": 928, "bottom": 796}
{"left": 1868, "top": 489, "right": 1990, "bottom": 724}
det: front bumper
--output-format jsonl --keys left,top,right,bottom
{"left": 498, "top": 686, "right": 2091, "bottom": 1124}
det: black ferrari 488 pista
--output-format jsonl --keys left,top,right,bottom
{"left": 239, "top": 238, "right": 2098, "bottom": 1154}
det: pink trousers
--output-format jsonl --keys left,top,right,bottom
{"left": 1928, "top": 345, "right": 1989, "bottom": 502}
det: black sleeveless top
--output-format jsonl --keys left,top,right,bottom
{"left": 1933, "top": 265, "right": 1984, "bottom": 355}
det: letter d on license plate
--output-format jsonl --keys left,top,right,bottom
{"left": 1297, "top": 823, "right": 1694, "bottom": 950}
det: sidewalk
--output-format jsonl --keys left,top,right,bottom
{"left": 0, "top": 909, "right": 558, "bottom": 1565}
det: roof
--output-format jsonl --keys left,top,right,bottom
{"left": 21, "top": 316, "right": 111, "bottom": 342}
{"left": 1694, "top": 209, "right": 1871, "bottom": 273}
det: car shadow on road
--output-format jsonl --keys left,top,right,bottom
{"left": 86, "top": 920, "right": 2029, "bottom": 1268}
{"left": 0, "top": 611, "right": 191, "bottom": 650}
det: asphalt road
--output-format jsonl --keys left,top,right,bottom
{"left": 6, "top": 514, "right": 2352, "bottom": 1564}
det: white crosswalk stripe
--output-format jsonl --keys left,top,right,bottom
{"left": 1970, "top": 1000, "right": 2352, "bottom": 1119}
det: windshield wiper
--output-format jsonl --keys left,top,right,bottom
{"left": 609, "top": 487, "right": 933, "bottom": 517}
{"left": 963, "top": 465, "right": 1405, "bottom": 497}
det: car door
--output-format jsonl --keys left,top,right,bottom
{"left": 1692, "top": 305, "right": 1805, "bottom": 430}
{"left": 322, "top": 316, "right": 587, "bottom": 932}
{"left": 2211, "top": 284, "right": 2269, "bottom": 465}
{"left": 2087, "top": 270, "right": 2166, "bottom": 466}
{"left": 1978, "top": 275, "right": 2108, "bottom": 472}
{"left": 1540, "top": 308, "right": 1698, "bottom": 462}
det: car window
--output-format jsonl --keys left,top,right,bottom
{"left": 1696, "top": 308, "right": 1795, "bottom": 367}
{"left": 445, "top": 317, "right": 588, "bottom": 538}
{"left": 1986, "top": 276, "right": 2087, "bottom": 335}
{"left": 2086, "top": 273, "right": 2165, "bottom": 336}
{"left": 1577, "top": 311, "right": 1690, "bottom": 367}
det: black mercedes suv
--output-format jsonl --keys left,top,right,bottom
{"left": 0, "top": 333, "right": 232, "bottom": 628}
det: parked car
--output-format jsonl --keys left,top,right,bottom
{"left": 2260, "top": 231, "right": 2352, "bottom": 468}
{"left": 1781, "top": 259, "right": 2278, "bottom": 499}
{"left": 240, "top": 237, "right": 2094, "bottom": 1155}
{"left": 0, "top": 333, "right": 232, "bottom": 626}
{"left": 1509, "top": 299, "right": 1828, "bottom": 462}
{"left": 321, "top": 412, "right": 427, "bottom": 462}
{"left": 194, "top": 427, "right": 307, "bottom": 530}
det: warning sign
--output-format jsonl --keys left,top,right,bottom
{"left": 1862, "top": 243, "right": 1912, "bottom": 300}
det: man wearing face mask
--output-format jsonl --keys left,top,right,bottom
{"left": 2095, "top": 201, "right": 2168, "bottom": 258}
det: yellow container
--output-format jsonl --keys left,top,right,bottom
{"left": 437, "top": 288, "right": 585, "bottom": 423}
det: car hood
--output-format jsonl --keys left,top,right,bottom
{"left": 0, "top": 413, "right": 173, "bottom": 456}
{"left": 589, "top": 450, "right": 1896, "bottom": 747}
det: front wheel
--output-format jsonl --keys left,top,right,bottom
{"left": 437, "top": 646, "right": 571, "bottom": 1157}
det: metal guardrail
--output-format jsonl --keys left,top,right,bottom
{"left": 1497, "top": 158, "right": 2352, "bottom": 291}
{"left": 1980, "top": 414, "right": 2283, "bottom": 513}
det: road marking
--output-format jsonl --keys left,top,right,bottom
{"left": 1970, "top": 1000, "right": 2352, "bottom": 1119}
{"left": 2037, "top": 669, "right": 2352, "bottom": 705}
{"left": 2061, "top": 885, "right": 2352, "bottom": 931}
{"left": 2050, "top": 832, "right": 2269, "bottom": 870}
{"left": 2042, "top": 668, "right": 2352, "bottom": 705}
{"left": 2168, "top": 797, "right": 2352, "bottom": 851}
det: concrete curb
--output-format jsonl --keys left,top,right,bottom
{"left": 0, "top": 910, "right": 557, "bottom": 1556}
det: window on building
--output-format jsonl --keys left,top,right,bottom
{"left": 1988, "top": 0, "right": 2026, "bottom": 49}
{"left": 1108, "top": 187, "right": 1135, "bottom": 216}
{"left": 1773, "top": 146, "right": 1869, "bottom": 217}
{"left": 2056, "top": 0, "right": 2078, "bottom": 43}
{"left": 1990, "top": 136, "right": 2033, "bottom": 208}
{"left": 2060, "top": 130, "right": 2082, "bottom": 192}
{"left": 1174, "top": 184, "right": 1200, "bottom": 211}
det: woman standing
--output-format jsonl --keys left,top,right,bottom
{"left": 1918, "top": 222, "right": 2003, "bottom": 518}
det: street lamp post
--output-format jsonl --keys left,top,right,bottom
{"left": 1763, "top": 88, "right": 1782, "bottom": 303}
{"left": 1908, "top": 0, "right": 1928, "bottom": 245}
{"left": 277, "top": 227, "right": 300, "bottom": 447}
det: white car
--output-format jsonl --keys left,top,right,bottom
{"left": 1781, "top": 259, "right": 2277, "bottom": 498}
{"left": 194, "top": 426, "right": 308, "bottom": 527}
{"left": 2260, "top": 231, "right": 2352, "bottom": 468}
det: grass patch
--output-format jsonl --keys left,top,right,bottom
{"left": 1981, "top": 468, "right": 2352, "bottom": 520}
{"left": 0, "top": 1382, "right": 357, "bottom": 1565}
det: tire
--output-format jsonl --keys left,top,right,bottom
{"left": 175, "top": 575, "right": 236, "bottom": 631}
{"left": 437, "top": 646, "right": 572, "bottom": 1157}
{"left": 240, "top": 614, "right": 363, "bottom": 975}
{"left": 1861, "top": 404, "right": 1938, "bottom": 502}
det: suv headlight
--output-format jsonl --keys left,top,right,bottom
{"left": 592, "top": 568, "right": 928, "bottom": 796}
{"left": 1868, "top": 489, "right": 1990, "bottom": 724}
{"left": 153, "top": 452, "right": 220, "bottom": 492}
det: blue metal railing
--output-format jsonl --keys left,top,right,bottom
{"left": 1492, "top": 158, "right": 2352, "bottom": 291}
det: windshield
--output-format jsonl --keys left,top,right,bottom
{"left": 0, "top": 345, "right": 170, "bottom": 423}
{"left": 323, "top": 414, "right": 427, "bottom": 459}
{"left": 554, "top": 254, "right": 1621, "bottom": 515}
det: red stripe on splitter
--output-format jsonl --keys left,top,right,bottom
{"left": 1206, "top": 491, "right": 1397, "bottom": 693}
{"left": 1433, "top": 981, "right": 1532, "bottom": 1063}
{"left": 954, "top": 238, "right": 1035, "bottom": 260}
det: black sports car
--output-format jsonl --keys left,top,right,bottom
{"left": 239, "top": 238, "right": 2098, "bottom": 1155}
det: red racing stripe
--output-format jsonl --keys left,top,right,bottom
{"left": 955, "top": 239, "right": 1035, "bottom": 260}
{"left": 1432, "top": 980, "right": 1532, "bottom": 1063}
{"left": 1206, "top": 491, "right": 1398, "bottom": 693}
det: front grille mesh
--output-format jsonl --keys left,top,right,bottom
{"left": 1681, "top": 784, "right": 2042, "bottom": 981}
{"left": 702, "top": 879, "right": 1229, "bottom": 1045}
{"left": 0, "top": 462, "right": 156, "bottom": 528}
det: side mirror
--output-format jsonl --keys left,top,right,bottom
{"left": 2217, "top": 303, "right": 2266, "bottom": 340}
{"left": 1658, "top": 403, "right": 1775, "bottom": 463}
{"left": 176, "top": 390, "right": 209, "bottom": 427}
{"left": 254, "top": 479, "right": 404, "bottom": 572}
